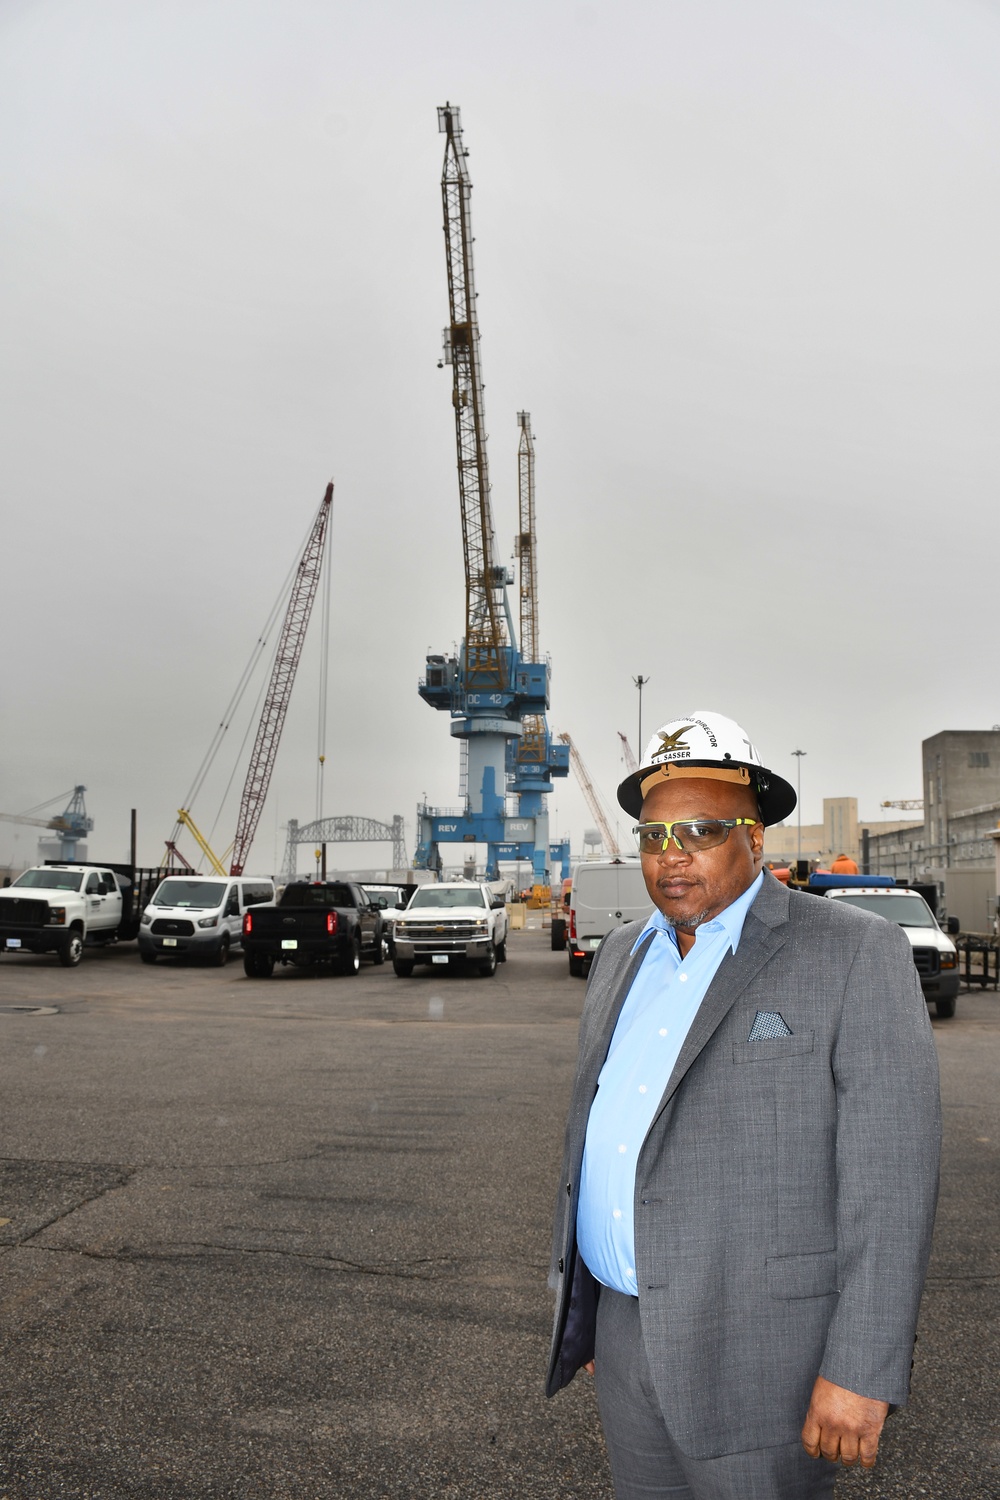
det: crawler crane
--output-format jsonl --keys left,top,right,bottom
{"left": 165, "top": 483, "right": 334, "bottom": 877}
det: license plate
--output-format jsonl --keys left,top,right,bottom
{"left": 281, "top": 939, "right": 298, "bottom": 950}
{"left": 431, "top": 954, "right": 449, "bottom": 964}
{"left": 162, "top": 937, "right": 177, "bottom": 947}
{"left": 588, "top": 938, "right": 601, "bottom": 948}
{"left": 5, "top": 938, "right": 21, "bottom": 949}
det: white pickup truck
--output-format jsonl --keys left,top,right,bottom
{"left": 0, "top": 864, "right": 128, "bottom": 966}
{"left": 391, "top": 881, "right": 509, "bottom": 977}
{"left": 808, "top": 877, "right": 961, "bottom": 1018}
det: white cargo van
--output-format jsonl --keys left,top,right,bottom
{"left": 567, "top": 857, "right": 651, "bottom": 978}
{"left": 138, "top": 874, "right": 275, "bottom": 965}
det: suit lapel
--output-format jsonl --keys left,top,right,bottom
{"left": 655, "top": 872, "right": 790, "bottom": 1113}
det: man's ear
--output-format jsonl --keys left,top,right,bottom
{"left": 751, "top": 820, "right": 766, "bottom": 862}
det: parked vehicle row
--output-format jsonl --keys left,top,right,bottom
{"left": 0, "top": 866, "right": 509, "bottom": 979}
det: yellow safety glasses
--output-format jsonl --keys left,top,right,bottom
{"left": 633, "top": 818, "right": 759, "bottom": 854}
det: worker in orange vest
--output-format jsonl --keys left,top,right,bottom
{"left": 830, "top": 853, "right": 860, "bottom": 875}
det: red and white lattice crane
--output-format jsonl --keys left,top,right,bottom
{"left": 229, "top": 483, "right": 333, "bottom": 875}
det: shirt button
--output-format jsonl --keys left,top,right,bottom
{"left": 612, "top": 1208, "right": 622, "bottom": 1220}
{"left": 618, "top": 1144, "right": 627, "bottom": 1154}
{"left": 626, "top": 1267, "right": 635, "bottom": 1280}
{"left": 659, "top": 1027, "right": 668, "bottom": 1037}
{"left": 679, "top": 974, "right": 688, "bottom": 983}
{"left": 638, "top": 1085, "right": 647, "bottom": 1094}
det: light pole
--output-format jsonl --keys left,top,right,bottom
{"left": 792, "top": 749, "right": 806, "bottom": 866}
{"left": 633, "top": 674, "right": 650, "bottom": 756}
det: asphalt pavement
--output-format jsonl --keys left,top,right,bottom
{"left": 0, "top": 930, "right": 995, "bottom": 1498}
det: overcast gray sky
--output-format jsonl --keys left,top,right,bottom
{"left": 3, "top": 0, "right": 999, "bottom": 871}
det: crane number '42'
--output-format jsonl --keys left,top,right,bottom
{"left": 467, "top": 693, "right": 504, "bottom": 706}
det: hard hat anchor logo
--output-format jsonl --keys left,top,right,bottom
{"left": 654, "top": 725, "right": 694, "bottom": 760}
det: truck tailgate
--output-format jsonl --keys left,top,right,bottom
{"left": 246, "top": 910, "right": 335, "bottom": 943}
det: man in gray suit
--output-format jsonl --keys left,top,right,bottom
{"left": 547, "top": 711, "right": 941, "bottom": 1500}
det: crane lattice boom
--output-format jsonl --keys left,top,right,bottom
{"left": 438, "top": 103, "right": 507, "bottom": 681}
{"left": 229, "top": 483, "right": 333, "bottom": 876}
{"left": 516, "top": 411, "right": 538, "bottom": 662}
{"left": 516, "top": 411, "right": 545, "bottom": 765}
{"left": 0, "top": 811, "right": 67, "bottom": 832}
{"left": 559, "top": 732, "right": 623, "bottom": 857}
{"left": 617, "top": 732, "right": 638, "bottom": 774}
{"left": 0, "top": 786, "right": 93, "bottom": 856}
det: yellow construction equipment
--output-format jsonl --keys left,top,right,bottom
{"left": 174, "top": 809, "right": 227, "bottom": 877}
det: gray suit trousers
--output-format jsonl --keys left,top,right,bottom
{"left": 595, "top": 1287, "right": 836, "bottom": 1500}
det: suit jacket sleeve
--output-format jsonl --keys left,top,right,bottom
{"left": 819, "top": 916, "right": 941, "bottom": 1402}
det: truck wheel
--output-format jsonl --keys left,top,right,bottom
{"left": 140, "top": 950, "right": 157, "bottom": 966}
{"left": 392, "top": 959, "right": 414, "bottom": 978}
{"left": 551, "top": 919, "right": 566, "bottom": 951}
{"left": 496, "top": 938, "right": 507, "bottom": 963}
{"left": 478, "top": 944, "right": 497, "bottom": 977}
{"left": 213, "top": 935, "right": 230, "bottom": 967}
{"left": 568, "top": 954, "right": 584, "bottom": 978}
{"left": 341, "top": 937, "right": 361, "bottom": 977}
{"left": 372, "top": 932, "right": 386, "bottom": 966}
{"left": 936, "top": 996, "right": 956, "bottom": 1018}
{"left": 59, "top": 931, "right": 84, "bottom": 967}
{"left": 243, "top": 952, "right": 273, "bottom": 978}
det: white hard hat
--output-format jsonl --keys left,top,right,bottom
{"left": 617, "top": 709, "right": 796, "bottom": 827}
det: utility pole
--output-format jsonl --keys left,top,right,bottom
{"left": 792, "top": 748, "right": 807, "bottom": 865}
{"left": 633, "top": 675, "right": 650, "bottom": 757}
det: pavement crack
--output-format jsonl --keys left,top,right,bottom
{"left": 8, "top": 1169, "right": 135, "bottom": 1248}
{"left": 29, "top": 1241, "right": 459, "bottom": 1279}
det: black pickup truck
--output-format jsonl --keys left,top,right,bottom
{"left": 240, "top": 880, "right": 385, "bottom": 978}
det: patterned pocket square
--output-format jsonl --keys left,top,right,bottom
{"left": 747, "top": 1011, "right": 793, "bottom": 1040}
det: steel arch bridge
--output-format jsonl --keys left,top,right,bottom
{"left": 282, "top": 815, "right": 407, "bottom": 880}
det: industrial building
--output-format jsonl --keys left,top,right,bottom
{"left": 763, "top": 797, "right": 920, "bottom": 869}
{"left": 765, "top": 729, "right": 1000, "bottom": 932}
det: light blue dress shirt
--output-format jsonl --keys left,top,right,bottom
{"left": 577, "top": 871, "right": 764, "bottom": 1295}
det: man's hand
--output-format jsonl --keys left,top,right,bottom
{"left": 801, "top": 1375, "right": 889, "bottom": 1468}
{"left": 582, "top": 1360, "right": 595, "bottom": 1375}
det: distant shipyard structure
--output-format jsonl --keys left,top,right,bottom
{"left": 764, "top": 727, "right": 1000, "bottom": 932}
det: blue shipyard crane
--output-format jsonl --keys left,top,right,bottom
{"left": 416, "top": 105, "right": 550, "bottom": 878}
{"left": 498, "top": 413, "right": 570, "bottom": 886}
{"left": 0, "top": 785, "right": 93, "bottom": 861}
